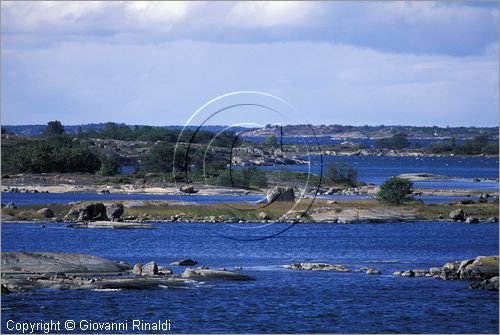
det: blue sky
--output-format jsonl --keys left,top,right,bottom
{"left": 1, "top": 1, "right": 498, "bottom": 126}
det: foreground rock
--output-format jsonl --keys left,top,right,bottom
{"left": 283, "top": 262, "right": 352, "bottom": 272}
{"left": 0, "top": 252, "right": 183, "bottom": 292}
{"left": 181, "top": 268, "right": 254, "bottom": 281}
{"left": 393, "top": 255, "right": 499, "bottom": 291}
{"left": 2, "top": 252, "right": 129, "bottom": 275}
{"left": 1, "top": 252, "right": 255, "bottom": 293}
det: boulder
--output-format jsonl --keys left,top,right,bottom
{"left": 366, "top": 268, "right": 381, "bottom": 275}
{"left": 401, "top": 270, "right": 415, "bottom": 277}
{"left": 37, "top": 208, "right": 54, "bottom": 218}
{"left": 158, "top": 266, "right": 173, "bottom": 275}
{"left": 465, "top": 216, "right": 479, "bottom": 223}
{"left": 257, "top": 212, "right": 270, "bottom": 220}
{"left": 284, "top": 262, "right": 351, "bottom": 272}
{"left": 487, "top": 217, "right": 498, "bottom": 223}
{"left": 180, "top": 185, "right": 198, "bottom": 194}
{"left": 459, "top": 256, "right": 499, "bottom": 280}
{"left": 440, "top": 261, "right": 461, "bottom": 280}
{"left": 449, "top": 208, "right": 465, "bottom": 221}
{"left": 141, "top": 261, "right": 158, "bottom": 276}
{"left": 1, "top": 284, "right": 10, "bottom": 294}
{"left": 429, "top": 267, "right": 442, "bottom": 277}
{"left": 68, "top": 203, "right": 107, "bottom": 221}
{"left": 478, "top": 195, "right": 488, "bottom": 203}
{"left": 170, "top": 259, "right": 197, "bottom": 266}
{"left": 392, "top": 271, "right": 402, "bottom": 276}
{"left": 181, "top": 268, "right": 254, "bottom": 281}
{"left": 5, "top": 202, "right": 17, "bottom": 209}
{"left": 132, "top": 263, "right": 142, "bottom": 276}
{"left": 105, "top": 203, "right": 124, "bottom": 221}
{"left": 266, "top": 186, "right": 295, "bottom": 203}
{"left": 413, "top": 269, "right": 429, "bottom": 277}
{"left": 469, "top": 276, "right": 499, "bottom": 291}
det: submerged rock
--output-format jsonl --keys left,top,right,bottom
{"left": 366, "top": 268, "right": 381, "bottom": 275}
{"left": 181, "top": 268, "right": 254, "bottom": 281}
{"left": 170, "top": 259, "right": 197, "bottom": 266}
{"left": 66, "top": 221, "right": 153, "bottom": 229}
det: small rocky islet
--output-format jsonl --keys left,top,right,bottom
{"left": 280, "top": 257, "right": 499, "bottom": 291}
{"left": 392, "top": 255, "right": 499, "bottom": 291}
{"left": 3, "top": 252, "right": 497, "bottom": 294}
{"left": 0, "top": 252, "right": 254, "bottom": 294}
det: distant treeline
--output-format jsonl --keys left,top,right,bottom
{"left": 2, "top": 123, "right": 250, "bottom": 137}
{"left": 1, "top": 121, "right": 238, "bottom": 179}
{"left": 3, "top": 123, "right": 498, "bottom": 139}
{"left": 373, "top": 132, "right": 498, "bottom": 154}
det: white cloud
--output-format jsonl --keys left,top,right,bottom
{"left": 1, "top": 1, "right": 498, "bottom": 55}
{"left": 2, "top": 40, "right": 497, "bottom": 126}
{"left": 227, "top": 2, "right": 320, "bottom": 28}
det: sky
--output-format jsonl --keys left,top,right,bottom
{"left": 1, "top": 1, "right": 499, "bottom": 127}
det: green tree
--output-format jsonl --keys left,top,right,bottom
{"left": 11, "top": 137, "right": 101, "bottom": 173}
{"left": 323, "top": 162, "right": 357, "bottom": 187}
{"left": 141, "top": 142, "right": 175, "bottom": 173}
{"left": 97, "top": 152, "right": 120, "bottom": 176}
{"left": 377, "top": 177, "right": 414, "bottom": 205}
{"left": 43, "top": 121, "right": 65, "bottom": 137}
{"left": 375, "top": 132, "right": 410, "bottom": 149}
{"left": 264, "top": 135, "right": 278, "bottom": 148}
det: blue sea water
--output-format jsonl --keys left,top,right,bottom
{"left": 1, "top": 222, "right": 498, "bottom": 334}
{"left": 260, "top": 155, "right": 499, "bottom": 190}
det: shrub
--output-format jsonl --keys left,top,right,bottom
{"left": 377, "top": 177, "right": 414, "bottom": 205}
